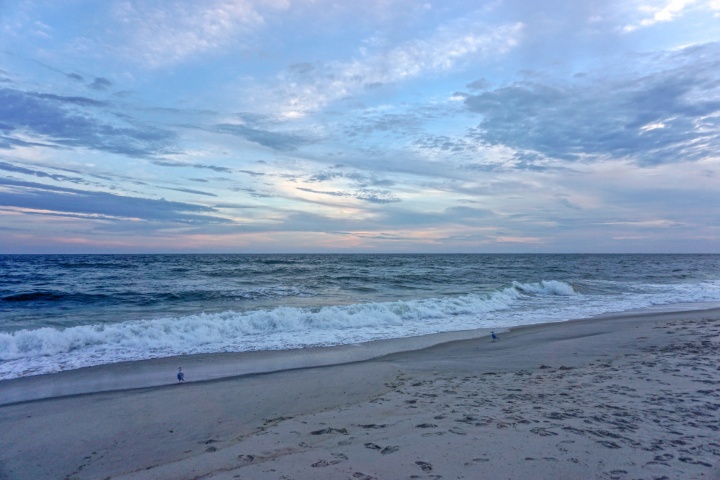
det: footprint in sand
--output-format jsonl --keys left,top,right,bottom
{"left": 310, "top": 427, "right": 348, "bottom": 435}
{"left": 607, "top": 470, "right": 628, "bottom": 479}
{"left": 363, "top": 443, "right": 398, "bottom": 454}
{"left": 415, "top": 461, "right": 433, "bottom": 472}
{"left": 679, "top": 456, "right": 713, "bottom": 467}
{"left": 311, "top": 459, "right": 342, "bottom": 467}
{"left": 596, "top": 440, "right": 622, "bottom": 449}
{"left": 352, "top": 472, "right": 377, "bottom": 480}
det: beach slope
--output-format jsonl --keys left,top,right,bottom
{"left": 1, "top": 309, "right": 719, "bottom": 479}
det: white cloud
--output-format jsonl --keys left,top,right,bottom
{"left": 603, "top": 219, "right": 683, "bottom": 227}
{"left": 260, "top": 21, "right": 524, "bottom": 118}
{"left": 623, "top": 0, "right": 699, "bottom": 31}
{"left": 114, "top": 0, "right": 290, "bottom": 68}
{"left": 639, "top": 121, "right": 668, "bottom": 132}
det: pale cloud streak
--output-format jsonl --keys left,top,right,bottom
{"left": 113, "top": 0, "right": 290, "bottom": 68}
{"left": 622, "top": 0, "right": 720, "bottom": 31}
{"left": 255, "top": 20, "right": 524, "bottom": 117}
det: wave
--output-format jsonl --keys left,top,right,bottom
{"left": 2, "top": 292, "right": 67, "bottom": 302}
{"left": 511, "top": 280, "right": 576, "bottom": 296}
{"left": 0, "top": 280, "right": 574, "bottom": 364}
{"left": 1, "top": 285, "right": 314, "bottom": 306}
{"left": 0, "top": 291, "right": 112, "bottom": 303}
{"left": 5, "top": 277, "right": 719, "bottom": 380}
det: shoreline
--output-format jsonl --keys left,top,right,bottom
{"left": 2, "top": 303, "right": 720, "bottom": 406}
{"left": 1, "top": 306, "right": 719, "bottom": 479}
{"left": 0, "top": 326, "right": 496, "bottom": 406}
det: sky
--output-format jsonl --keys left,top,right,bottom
{"left": 0, "top": 0, "right": 719, "bottom": 254}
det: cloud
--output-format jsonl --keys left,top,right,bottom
{"left": 0, "top": 87, "right": 176, "bottom": 156}
{"left": 466, "top": 78, "right": 491, "bottom": 91}
{"left": 623, "top": 0, "right": 698, "bottom": 31}
{"left": 463, "top": 43, "right": 720, "bottom": 165}
{"left": 151, "top": 160, "right": 235, "bottom": 173}
{"left": 89, "top": 77, "right": 112, "bottom": 90}
{"left": 0, "top": 135, "right": 58, "bottom": 150}
{"left": 113, "top": 0, "right": 290, "bottom": 68}
{"left": 444, "top": 206, "right": 496, "bottom": 222}
{"left": 25, "top": 91, "right": 107, "bottom": 107}
{"left": 414, "top": 134, "right": 478, "bottom": 155}
{"left": 600, "top": 219, "right": 683, "bottom": 227}
{"left": 0, "top": 160, "right": 91, "bottom": 186}
{"left": 307, "top": 169, "right": 395, "bottom": 188}
{"left": 0, "top": 178, "right": 227, "bottom": 224}
{"left": 160, "top": 186, "right": 217, "bottom": 197}
{"left": 2, "top": 1, "right": 718, "bottom": 253}
{"left": 297, "top": 186, "right": 400, "bottom": 204}
{"left": 260, "top": 19, "right": 524, "bottom": 117}
{"left": 3, "top": 53, "right": 118, "bottom": 93}
{"left": 353, "top": 189, "right": 401, "bottom": 204}
{"left": 212, "top": 122, "right": 317, "bottom": 151}
{"left": 343, "top": 110, "right": 435, "bottom": 139}
{"left": 229, "top": 186, "right": 275, "bottom": 198}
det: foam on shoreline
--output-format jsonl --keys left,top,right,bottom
{"left": 3, "top": 304, "right": 719, "bottom": 405}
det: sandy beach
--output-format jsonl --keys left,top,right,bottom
{"left": 1, "top": 308, "right": 719, "bottom": 480}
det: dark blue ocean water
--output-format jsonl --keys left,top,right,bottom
{"left": 1, "top": 254, "right": 720, "bottom": 379}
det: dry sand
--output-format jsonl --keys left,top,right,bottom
{"left": 1, "top": 308, "right": 719, "bottom": 480}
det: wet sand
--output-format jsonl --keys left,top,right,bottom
{"left": 1, "top": 308, "right": 719, "bottom": 479}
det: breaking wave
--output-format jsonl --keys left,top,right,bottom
{"left": 0, "top": 280, "right": 576, "bottom": 378}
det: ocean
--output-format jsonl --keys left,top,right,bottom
{"left": 1, "top": 254, "right": 720, "bottom": 380}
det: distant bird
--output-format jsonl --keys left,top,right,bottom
{"left": 177, "top": 367, "right": 185, "bottom": 382}
{"left": 491, "top": 331, "right": 499, "bottom": 342}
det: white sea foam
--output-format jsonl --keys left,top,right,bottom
{"left": 512, "top": 280, "right": 577, "bottom": 296}
{"left": 1, "top": 278, "right": 719, "bottom": 380}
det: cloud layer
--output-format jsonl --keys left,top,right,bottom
{"left": 0, "top": 0, "right": 718, "bottom": 253}
{"left": 463, "top": 43, "right": 720, "bottom": 165}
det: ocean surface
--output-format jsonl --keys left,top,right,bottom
{"left": 1, "top": 254, "right": 720, "bottom": 380}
